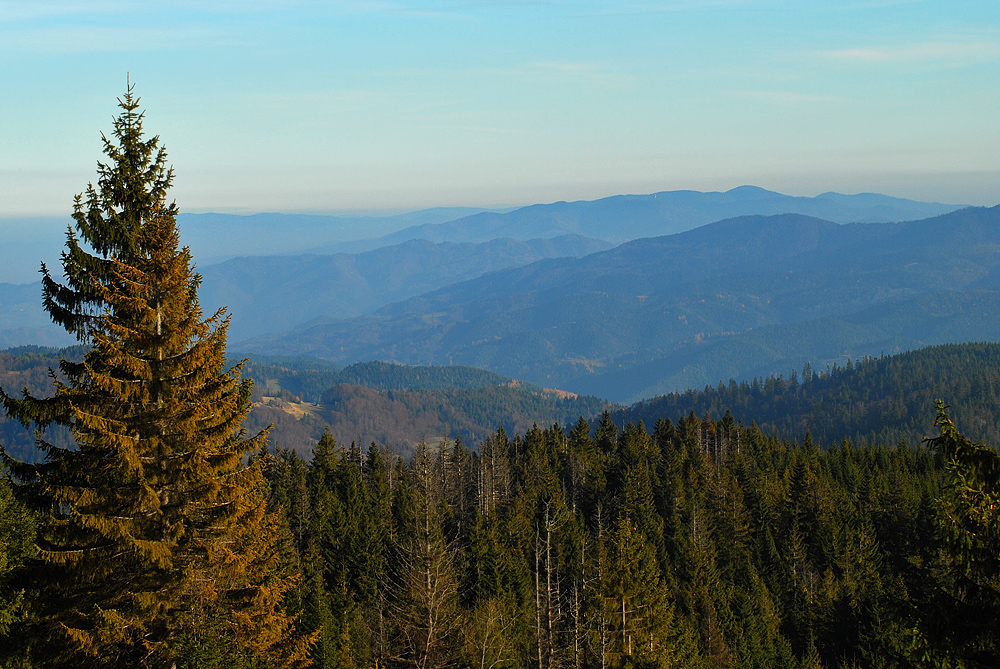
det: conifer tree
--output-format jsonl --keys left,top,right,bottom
{"left": 595, "top": 518, "right": 698, "bottom": 669}
{"left": 364, "top": 443, "right": 395, "bottom": 661}
{"left": 392, "top": 442, "right": 460, "bottom": 669}
{"left": 908, "top": 402, "right": 1000, "bottom": 667}
{"left": 0, "top": 84, "right": 311, "bottom": 668}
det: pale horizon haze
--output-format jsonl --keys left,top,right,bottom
{"left": 3, "top": 0, "right": 999, "bottom": 217}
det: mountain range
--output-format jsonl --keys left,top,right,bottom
{"left": 1, "top": 187, "right": 981, "bottom": 400}
{"left": 198, "top": 234, "right": 612, "bottom": 341}
{"left": 15, "top": 183, "right": 951, "bottom": 284}
{"left": 177, "top": 206, "right": 510, "bottom": 265}
{"left": 242, "top": 206, "right": 1000, "bottom": 402}
{"left": 0, "top": 186, "right": 963, "bottom": 350}
{"left": 322, "top": 185, "right": 961, "bottom": 251}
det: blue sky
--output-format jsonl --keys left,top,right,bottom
{"left": 2, "top": 0, "right": 999, "bottom": 216}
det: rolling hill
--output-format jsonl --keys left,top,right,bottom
{"left": 0, "top": 348, "right": 610, "bottom": 461}
{"left": 200, "top": 234, "right": 612, "bottom": 341}
{"left": 2, "top": 234, "right": 611, "bottom": 347}
{"left": 611, "top": 341, "right": 1000, "bottom": 450}
{"left": 242, "top": 206, "right": 1000, "bottom": 402}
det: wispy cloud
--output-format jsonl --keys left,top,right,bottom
{"left": 0, "top": 1, "right": 122, "bottom": 22}
{"left": 365, "top": 59, "right": 631, "bottom": 89}
{"left": 0, "top": 0, "right": 296, "bottom": 20}
{"left": 530, "top": 60, "right": 598, "bottom": 74}
{"left": 0, "top": 23, "right": 227, "bottom": 53}
{"left": 733, "top": 90, "right": 841, "bottom": 103}
{"left": 822, "top": 40, "right": 1000, "bottom": 66}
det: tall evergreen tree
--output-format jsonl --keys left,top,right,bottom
{"left": 908, "top": 402, "right": 1000, "bottom": 668}
{"left": 0, "top": 85, "right": 310, "bottom": 668}
{"left": 392, "top": 442, "right": 460, "bottom": 669}
{"left": 596, "top": 518, "right": 700, "bottom": 669}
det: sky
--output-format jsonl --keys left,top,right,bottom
{"left": 2, "top": 0, "right": 1000, "bottom": 216}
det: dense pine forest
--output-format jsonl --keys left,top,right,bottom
{"left": 0, "top": 349, "right": 611, "bottom": 462}
{"left": 256, "top": 408, "right": 998, "bottom": 669}
{"left": 5, "top": 400, "right": 999, "bottom": 667}
{"left": 617, "top": 342, "right": 1000, "bottom": 449}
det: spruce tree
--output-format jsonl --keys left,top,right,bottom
{"left": 909, "top": 402, "right": 1000, "bottom": 667}
{"left": 392, "top": 442, "right": 460, "bottom": 669}
{"left": 0, "top": 84, "right": 311, "bottom": 668}
{"left": 596, "top": 518, "right": 699, "bottom": 669}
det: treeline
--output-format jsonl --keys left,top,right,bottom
{"left": 616, "top": 342, "right": 1000, "bottom": 448}
{"left": 0, "top": 348, "right": 611, "bottom": 462}
{"left": 261, "top": 409, "right": 977, "bottom": 669}
{"left": 329, "top": 361, "right": 516, "bottom": 394}
{"left": 242, "top": 359, "right": 522, "bottom": 404}
{"left": 0, "top": 347, "right": 83, "bottom": 463}
{"left": 312, "top": 383, "right": 610, "bottom": 456}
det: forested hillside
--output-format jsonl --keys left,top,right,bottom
{"left": 5, "top": 349, "right": 996, "bottom": 667}
{"left": 9, "top": 342, "right": 1000, "bottom": 461}
{"left": 244, "top": 206, "right": 1000, "bottom": 401}
{"left": 0, "top": 348, "right": 609, "bottom": 461}
{"left": 243, "top": 358, "right": 517, "bottom": 402}
{"left": 255, "top": 407, "right": 992, "bottom": 669}
{"left": 247, "top": 382, "right": 610, "bottom": 458}
{"left": 615, "top": 342, "right": 1000, "bottom": 449}
{"left": 240, "top": 358, "right": 609, "bottom": 456}
{"left": 199, "top": 235, "right": 612, "bottom": 342}
{"left": 0, "top": 346, "right": 83, "bottom": 461}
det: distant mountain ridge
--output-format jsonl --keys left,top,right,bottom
{"left": 2, "top": 234, "right": 612, "bottom": 347}
{"left": 0, "top": 187, "right": 968, "bottom": 355}
{"left": 200, "top": 234, "right": 613, "bottom": 341}
{"left": 177, "top": 206, "right": 509, "bottom": 265}
{"left": 329, "top": 185, "right": 962, "bottom": 250}
{"left": 242, "top": 206, "right": 1000, "bottom": 402}
{"left": 0, "top": 206, "right": 506, "bottom": 284}
{"left": 0, "top": 283, "right": 76, "bottom": 349}
{"left": 0, "top": 187, "right": 962, "bottom": 284}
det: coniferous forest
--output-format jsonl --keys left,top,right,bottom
{"left": 3, "top": 90, "right": 1000, "bottom": 669}
{"left": 615, "top": 342, "right": 1000, "bottom": 450}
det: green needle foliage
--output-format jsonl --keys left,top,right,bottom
{"left": 909, "top": 402, "right": 1000, "bottom": 668}
{"left": 0, "top": 85, "right": 311, "bottom": 668}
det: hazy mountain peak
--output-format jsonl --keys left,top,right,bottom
{"left": 240, "top": 207, "right": 1000, "bottom": 404}
{"left": 333, "top": 186, "right": 963, "bottom": 251}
